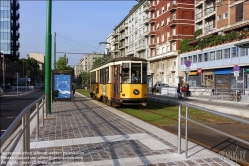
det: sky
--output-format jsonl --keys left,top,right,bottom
{"left": 19, "top": 0, "right": 138, "bottom": 66}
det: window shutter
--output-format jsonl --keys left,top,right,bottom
{"left": 236, "top": 2, "right": 243, "bottom": 22}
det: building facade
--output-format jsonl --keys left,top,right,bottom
{"left": 27, "top": 52, "right": 44, "bottom": 71}
{"left": 147, "top": 0, "right": 194, "bottom": 86}
{"left": 80, "top": 52, "right": 104, "bottom": 72}
{"left": 0, "top": 0, "right": 20, "bottom": 61}
{"left": 180, "top": 0, "right": 249, "bottom": 89}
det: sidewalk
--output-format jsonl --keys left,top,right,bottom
{"left": 15, "top": 93, "right": 239, "bottom": 166}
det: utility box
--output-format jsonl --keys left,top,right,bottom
{"left": 52, "top": 70, "right": 73, "bottom": 102}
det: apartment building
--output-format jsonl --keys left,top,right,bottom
{"left": 74, "top": 63, "right": 82, "bottom": 77}
{"left": 112, "top": 1, "right": 150, "bottom": 59}
{"left": 0, "top": 0, "right": 21, "bottom": 86}
{"left": 180, "top": 0, "right": 249, "bottom": 89}
{"left": 148, "top": 0, "right": 194, "bottom": 86}
{"left": 80, "top": 52, "right": 103, "bottom": 72}
{"left": 0, "top": 0, "right": 20, "bottom": 61}
{"left": 27, "top": 52, "right": 44, "bottom": 71}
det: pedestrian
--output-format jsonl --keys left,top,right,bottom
{"left": 176, "top": 84, "right": 182, "bottom": 99}
{"left": 72, "top": 82, "right": 76, "bottom": 96}
{"left": 84, "top": 84, "right": 88, "bottom": 91}
{"left": 186, "top": 82, "right": 190, "bottom": 97}
{"left": 181, "top": 82, "right": 187, "bottom": 99}
{"left": 131, "top": 73, "right": 138, "bottom": 83}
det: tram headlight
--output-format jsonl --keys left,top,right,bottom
{"left": 133, "top": 89, "right": 140, "bottom": 95}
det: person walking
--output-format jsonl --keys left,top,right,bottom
{"left": 72, "top": 82, "right": 76, "bottom": 97}
{"left": 181, "top": 82, "right": 187, "bottom": 99}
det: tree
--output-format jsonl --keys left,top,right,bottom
{"left": 56, "top": 54, "right": 72, "bottom": 70}
{"left": 25, "top": 57, "right": 40, "bottom": 85}
{"left": 92, "top": 57, "right": 104, "bottom": 69}
{"left": 81, "top": 71, "right": 90, "bottom": 87}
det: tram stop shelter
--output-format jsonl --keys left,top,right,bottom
{"left": 52, "top": 70, "right": 73, "bottom": 102}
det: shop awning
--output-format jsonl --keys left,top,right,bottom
{"left": 214, "top": 68, "right": 240, "bottom": 75}
{"left": 188, "top": 71, "right": 198, "bottom": 76}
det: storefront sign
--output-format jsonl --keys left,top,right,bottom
{"left": 197, "top": 68, "right": 202, "bottom": 74}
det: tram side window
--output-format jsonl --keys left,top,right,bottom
{"left": 90, "top": 71, "right": 96, "bottom": 84}
{"left": 105, "top": 67, "right": 109, "bottom": 83}
{"left": 142, "top": 63, "right": 147, "bottom": 83}
{"left": 131, "top": 63, "right": 141, "bottom": 83}
{"left": 121, "top": 64, "right": 129, "bottom": 83}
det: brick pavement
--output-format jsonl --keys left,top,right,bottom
{"left": 15, "top": 93, "right": 240, "bottom": 166}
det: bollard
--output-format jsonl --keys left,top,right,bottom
{"left": 185, "top": 106, "right": 188, "bottom": 158}
{"left": 178, "top": 104, "right": 182, "bottom": 154}
{"left": 42, "top": 97, "right": 44, "bottom": 127}
{"left": 36, "top": 102, "right": 39, "bottom": 141}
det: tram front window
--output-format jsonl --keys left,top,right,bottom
{"left": 131, "top": 63, "right": 141, "bottom": 83}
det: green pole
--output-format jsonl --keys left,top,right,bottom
{"left": 45, "top": 0, "right": 52, "bottom": 114}
{"left": 54, "top": 32, "right": 56, "bottom": 70}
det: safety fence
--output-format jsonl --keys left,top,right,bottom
{"left": 177, "top": 102, "right": 249, "bottom": 160}
{"left": 0, "top": 94, "right": 48, "bottom": 165}
{"left": 159, "top": 87, "right": 249, "bottom": 103}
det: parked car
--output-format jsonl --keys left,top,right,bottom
{"left": 0, "top": 87, "right": 4, "bottom": 96}
{"left": 152, "top": 82, "right": 169, "bottom": 92}
{"left": 36, "top": 84, "right": 43, "bottom": 89}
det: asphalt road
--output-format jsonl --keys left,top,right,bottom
{"left": 0, "top": 90, "right": 45, "bottom": 136}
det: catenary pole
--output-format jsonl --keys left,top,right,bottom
{"left": 45, "top": 0, "right": 52, "bottom": 114}
{"left": 54, "top": 32, "right": 56, "bottom": 69}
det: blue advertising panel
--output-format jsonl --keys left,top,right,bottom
{"left": 54, "top": 74, "right": 71, "bottom": 98}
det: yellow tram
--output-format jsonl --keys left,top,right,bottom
{"left": 90, "top": 57, "right": 147, "bottom": 107}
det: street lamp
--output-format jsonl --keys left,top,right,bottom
{"left": 1, "top": 53, "right": 5, "bottom": 91}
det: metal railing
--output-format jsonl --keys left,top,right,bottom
{"left": 177, "top": 102, "right": 249, "bottom": 158}
{"left": 160, "top": 87, "right": 249, "bottom": 103}
{"left": 0, "top": 94, "right": 48, "bottom": 165}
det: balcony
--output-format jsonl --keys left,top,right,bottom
{"left": 195, "top": 12, "right": 203, "bottom": 21}
{"left": 119, "top": 26, "right": 125, "bottom": 32}
{"left": 124, "top": 33, "right": 128, "bottom": 38}
{"left": 143, "top": 3, "right": 150, "bottom": 12}
{"left": 149, "top": 18, "right": 156, "bottom": 24}
{"left": 149, "top": 43, "right": 156, "bottom": 48}
{"left": 149, "top": 31, "right": 156, "bottom": 36}
{"left": 168, "top": 35, "right": 177, "bottom": 42}
{"left": 127, "top": 50, "right": 135, "bottom": 56}
{"left": 119, "top": 43, "right": 125, "bottom": 49}
{"left": 168, "top": 19, "right": 177, "bottom": 27}
{"left": 149, "top": 4, "right": 156, "bottom": 12}
{"left": 16, "top": 32, "right": 20, "bottom": 39}
{"left": 143, "top": 17, "right": 149, "bottom": 25}
{"left": 157, "top": 69, "right": 164, "bottom": 74}
{"left": 168, "top": 66, "right": 176, "bottom": 72}
{"left": 114, "top": 39, "right": 119, "bottom": 45}
{"left": 147, "top": 69, "right": 154, "bottom": 74}
{"left": 205, "top": 7, "right": 215, "bottom": 16}
{"left": 143, "top": 31, "right": 150, "bottom": 37}
{"left": 205, "top": 23, "right": 215, "bottom": 33}
{"left": 136, "top": 45, "right": 146, "bottom": 52}
{"left": 168, "top": 4, "right": 177, "bottom": 12}
{"left": 168, "top": 19, "right": 194, "bottom": 27}
{"left": 124, "top": 23, "right": 128, "bottom": 28}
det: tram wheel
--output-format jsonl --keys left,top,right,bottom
{"left": 107, "top": 100, "right": 112, "bottom": 106}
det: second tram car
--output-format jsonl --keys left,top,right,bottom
{"left": 90, "top": 57, "right": 147, "bottom": 107}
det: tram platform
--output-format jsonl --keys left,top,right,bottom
{"left": 17, "top": 92, "right": 240, "bottom": 166}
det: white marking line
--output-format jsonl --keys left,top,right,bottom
{"left": 1, "top": 130, "right": 6, "bottom": 132}
{"left": 30, "top": 133, "right": 170, "bottom": 150}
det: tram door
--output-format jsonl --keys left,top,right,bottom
{"left": 112, "top": 65, "right": 120, "bottom": 99}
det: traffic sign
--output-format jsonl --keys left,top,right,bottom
{"left": 197, "top": 68, "right": 202, "bottom": 74}
{"left": 234, "top": 71, "right": 239, "bottom": 77}
{"left": 28, "top": 78, "right": 31, "bottom": 82}
{"left": 233, "top": 65, "right": 240, "bottom": 71}
{"left": 184, "top": 60, "right": 192, "bottom": 68}
{"left": 185, "top": 67, "right": 191, "bottom": 73}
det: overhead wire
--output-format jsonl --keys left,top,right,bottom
{"left": 56, "top": 33, "right": 104, "bottom": 53}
